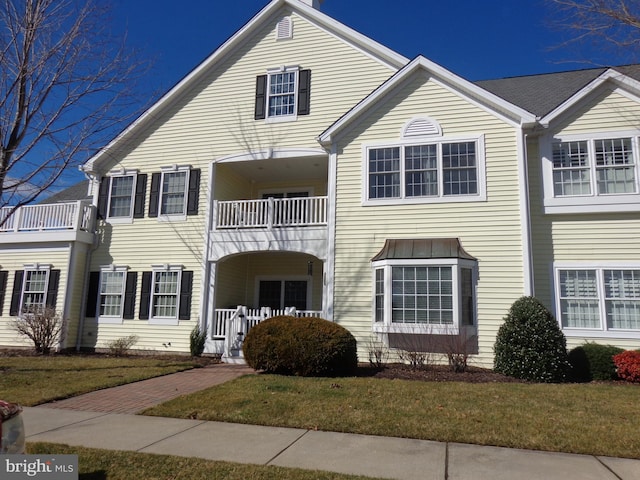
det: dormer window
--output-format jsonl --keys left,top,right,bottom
{"left": 254, "top": 67, "right": 311, "bottom": 121}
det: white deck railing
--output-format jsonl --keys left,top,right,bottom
{"left": 213, "top": 306, "right": 323, "bottom": 360}
{"left": 0, "top": 201, "right": 95, "bottom": 233}
{"left": 215, "top": 196, "right": 327, "bottom": 229}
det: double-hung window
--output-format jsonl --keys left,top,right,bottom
{"left": 149, "top": 167, "right": 200, "bottom": 221}
{"left": 542, "top": 133, "right": 640, "bottom": 213}
{"left": 98, "top": 267, "right": 127, "bottom": 320}
{"left": 98, "top": 171, "right": 146, "bottom": 223}
{"left": 152, "top": 268, "right": 181, "bottom": 319}
{"left": 160, "top": 170, "right": 188, "bottom": 217}
{"left": 9, "top": 265, "right": 60, "bottom": 316}
{"left": 22, "top": 269, "right": 49, "bottom": 312}
{"left": 139, "top": 266, "right": 193, "bottom": 325}
{"left": 108, "top": 175, "right": 135, "bottom": 218}
{"left": 254, "top": 67, "right": 311, "bottom": 121}
{"left": 366, "top": 137, "right": 484, "bottom": 204}
{"left": 555, "top": 265, "right": 640, "bottom": 337}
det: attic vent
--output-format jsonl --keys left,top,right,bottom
{"left": 276, "top": 17, "right": 293, "bottom": 40}
{"left": 402, "top": 117, "right": 442, "bottom": 138}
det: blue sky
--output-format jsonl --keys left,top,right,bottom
{"left": 111, "top": 0, "right": 634, "bottom": 94}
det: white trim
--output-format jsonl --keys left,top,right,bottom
{"left": 552, "top": 261, "right": 640, "bottom": 339}
{"left": 518, "top": 130, "right": 534, "bottom": 296}
{"left": 157, "top": 166, "right": 191, "bottom": 222}
{"left": 264, "top": 66, "right": 300, "bottom": 123}
{"left": 20, "top": 264, "right": 52, "bottom": 314}
{"left": 254, "top": 275, "right": 313, "bottom": 310}
{"left": 540, "top": 130, "right": 640, "bottom": 214}
{"left": 216, "top": 147, "right": 326, "bottom": 164}
{"left": 105, "top": 172, "right": 138, "bottom": 225}
{"left": 149, "top": 264, "right": 184, "bottom": 326}
{"left": 362, "top": 134, "right": 487, "bottom": 205}
{"left": 401, "top": 116, "right": 442, "bottom": 138}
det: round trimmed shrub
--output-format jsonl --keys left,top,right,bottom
{"left": 568, "top": 343, "right": 624, "bottom": 382}
{"left": 242, "top": 315, "right": 358, "bottom": 376}
{"left": 494, "top": 296, "right": 570, "bottom": 383}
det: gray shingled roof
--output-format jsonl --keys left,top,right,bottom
{"left": 38, "top": 180, "right": 90, "bottom": 204}
{"left": 476, "top": 64, "right": 640, "bottom": 118}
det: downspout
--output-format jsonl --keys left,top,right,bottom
{"left": 518, "top": 128, "right": 535, "bottom": 296}
{"left": 323, "top": 141, "right": 338, "bottom": 321}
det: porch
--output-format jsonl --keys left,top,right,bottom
{"left": 0, "top": 200, "right": 96, "bottom": 244}
{"left": 210, "top": 306, "right": 323, "bottom": 362}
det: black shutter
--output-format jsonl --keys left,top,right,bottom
{"left": 123, "top": 272, "right": 137, "bottom": 320}
{"left": 46, "top": 270, "right": 60, "bottom": 309}
{"left": 9, "top": 270, "right": 24, "bottom": 316}
{"left": 297, "top": 69, "right": 311, "bottom": 116}
{"left": 254, "top": 75, "right": 267, "bottom": 120}
{"left": 148, "top": 173, "right": 161, "bottom": 218}
{"left": 0, "top": 271, "right": 8, "bottom": 316}
{"left": 97, "top": 177, "right": 110, "bottom": 219}
{"left": 133, "top": 174, "right": 147, "bottom": 219}
{"left": 178, "top": 271, "right": 193, "bottom": 320}
{"left": 139, "top": 271, "right": 152, "bottom": 320}
{"left": 86, "top": 272, "right": 100, "bottom": 318}
{"left": 186, "top": 169, "right": 200, "bottom": 216}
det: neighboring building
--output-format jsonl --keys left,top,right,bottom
{"left": 1, "top": 0, "right": 639, "bottom": 364}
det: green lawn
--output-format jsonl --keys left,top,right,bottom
{"left": 0, "top": 355, "right": 205, "bottom": 406}
{"left": 143, "top": 374, "right": 640, "bottom": 459}
{"left": 27, "top": 443, "right": 379, "bottom": 480}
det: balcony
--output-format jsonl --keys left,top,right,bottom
{"left": 209, "top": 196, "right": 329, "bottom": 260}
{"left": 0, "top": 201, "right": 96, "bottom": 244}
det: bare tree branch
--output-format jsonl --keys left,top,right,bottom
{"left": 0, "top": 0, "right": 149, "bottom": 211}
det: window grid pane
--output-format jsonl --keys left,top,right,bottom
{"left": 153, "top": 271, "right": 179, "bottom": 318}
{"left": 109, "top": 176, "right": 134, "bottom": 217}
{"left": 375, "top": 269, "right": 384, "bottom": 322}
{"left": 405, "top": 145, "right": 438, "bottom": 197}
{"left": 595, "top": 138, "right": 636, "bottom": 194}
{"left": 268, "top": 72, "right": 296, "bottom": 117}
{"left": 443, "top": 142, "right": 478, "bottom": 195}
{"left": 23, "top": 270, "right": 47, "bottom": 309}
{"left": 369, "top": 148, "right": 400, "bottom": 198}
{"left": 552, "top": 141, "right": 591, "bottom": 196}
{"left": 559, "top": 270, "right": 600, "bottom": 328}
{"left": 100, "top": 271, "right": 124, "bottom": 317}
{"left": 161, "top": 172, "right": 187, "bottom": 215}
{"left": 604, "top": 270, "right": 640, "bottom": 330}
{"left": 391, "top": 266, "right": 453, "bottom": 325}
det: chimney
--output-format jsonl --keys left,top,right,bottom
{"left": 299, "top": 0, "right": 324, "bottom": 9}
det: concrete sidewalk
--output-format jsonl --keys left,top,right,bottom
{"left": 22, "top": 407, "right": 640, "bottom": 480}
{"left": 19, "top": 363, "right": 640, "bottom": 480}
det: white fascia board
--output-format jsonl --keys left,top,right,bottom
{"left": 319, "top": 56, "right": 537, "bottom": 145}
{"left": 84, "top": 0, "right": 408, "bottom": 174}
{"left": 540, "top": 69, "right": 640, "bottom": 127}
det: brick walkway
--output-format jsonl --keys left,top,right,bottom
{"left": 40, "top": 364, "right": 254, "bottom": 414}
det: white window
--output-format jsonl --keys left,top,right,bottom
{"left": 151, "top": 266, "right": 182, "bottom": 320}
{"left": 98, "top": 267, "right": 127, "bottom": 320}
{"left": 555, "top": 265, "right": 640, "bottom": 337}
{"left": 159, "top": 167, "right": 189, "bottom": 219}
{"left": 267, "top": 67, "right": 298, "bottom": 119}
{"left": 365, "top": 137, "right": 485, "bottom": 205}
{"left": 372, "top": 259, "right": 476, "bottom": 334}
{"left": 22, "top": 268, "right": 50, "bottom": 311}
{"left": 542, "top": 132, "right": 640, "bottom": 213}
{"left": 108, "top": 175, "right": 136, "bottom": 219}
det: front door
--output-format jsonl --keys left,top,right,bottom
{"left": 258, "top": 279, "right": 308, "bottom": 310}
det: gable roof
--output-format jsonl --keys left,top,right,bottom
{"left": 319, "top": 56, "right": 538, "bottom": 144}
{"left": 38, "top": 180, "right": 90, "bottom": 204}
{"left": 476, "top": 64, "right": 640, "bottom": 119}
{"left": 82, "top": 0, "right": 408, "bottom": 175}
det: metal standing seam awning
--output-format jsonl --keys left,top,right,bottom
{"left": 371, "top": 238, "right": 477, "bottom": 262}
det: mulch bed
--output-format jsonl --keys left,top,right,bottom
{"left": 357, "top": 363, "right": 526, "bottom": 383}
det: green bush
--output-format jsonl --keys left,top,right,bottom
{"left": 190, "top": 324, "right": 207, "bottom": 357}
{"left": 568, "top": 343, "right": 624, "bottom": 381}
{"left": 494, "top": 296, "right": 570, "bottom": 383}
{"left": 242, "top": 315, "right": 358, "bottom": 376}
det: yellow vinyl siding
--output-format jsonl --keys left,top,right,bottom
{"left": 555, "top": 87, "right": 640, "bottom": 136}
{"left": 333, "top": 75, "right": 525, "bottom": 366}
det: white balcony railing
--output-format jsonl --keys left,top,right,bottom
{"left": 215, "top": 196, "right": 327, "bottom": 229}
{"left": 0, "top": 201, "right": 95, "bottom": 233}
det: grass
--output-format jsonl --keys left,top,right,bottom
{"left": 27, "top": 442, "right": 380, "bottom": 480}
{"left": 0, "top": 355, "right": 204, "bottom": 406}
{"left": 143, "top": 374, "right": 640, "bottom": 459}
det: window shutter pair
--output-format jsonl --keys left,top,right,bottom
{"left": 97, "top": 174, "right": 147, "bottom": 219}
{"left": 148, "top": 169, "right": 200, "bottom": 217}
{"left": 254, "top": 69, "right": 311, "bottom": 120}
{"left": 9, "top": 270, "right": 60, "bottom": 316}
{"left": 139, "top": 270, "right": 193, "bottom": 320}
{"left": 85, "top": 271, "right": 137, "bottom": 319}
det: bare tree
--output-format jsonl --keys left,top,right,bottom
{"left": 548, "top": 0, "right": 640, "bottom": 62}
{"left": 0, "top": 0, "right": 146, "bottom": 213}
